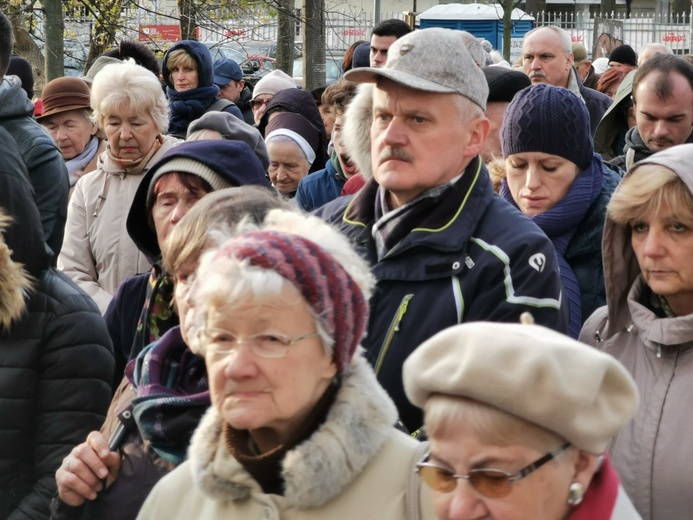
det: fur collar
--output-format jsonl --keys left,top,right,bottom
{"left": 0, "top": 212, "right": 32, "bottom": 329}
{"left": 188, "top": 352, "right": 399, "bottom": 508}
{"left": 343, "top": 84, "right": 374, "bottom": 181}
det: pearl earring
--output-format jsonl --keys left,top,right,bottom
{"left": 567, "top": 481, "right": 585, "bottom": 506}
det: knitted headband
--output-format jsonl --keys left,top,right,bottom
{"left": 215, "top": 231, "right": 369, "bottom": 374}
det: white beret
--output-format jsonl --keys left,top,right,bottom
{"left": 403, "top": 322, "right": 639, "bottom": 454}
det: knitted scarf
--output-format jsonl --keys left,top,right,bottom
{"left": 65, "top": 135, "right": 99, "bottom": 186}
{"left": 500, "top": 155, "right": 604, "bottom": 338}
{"left": 128, "top": 327, "right": 210, "bottom": 466}
{"left": 166, "top": 85, "right": 220, "bottom": 137}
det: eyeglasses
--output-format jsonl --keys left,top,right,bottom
{"left": 196, "top": 328, "right": 320, "bottom": 359}
{"left": 416, "top": 442, "right": 571, "bottom": 498}
{"left": 250, "top": 98, "right": 271, "bottom": 110}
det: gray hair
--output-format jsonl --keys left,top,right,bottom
{"left": 524, "top": 26, "right": 572, "bottom": 55}
{"left": 91, "top": 58, "right": 169, "bottom": 134}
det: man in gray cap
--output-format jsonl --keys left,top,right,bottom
{"left": 318, "top": 27, "right": 569, "bottom": 433}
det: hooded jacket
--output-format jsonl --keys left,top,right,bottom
{"left": 610, "top": 125, "right": 693, "bottom": 171}
{"left": 162, "top": 41, "right": 243, "bottom": 137}
{"left": 580, "top": 144, "right": 693, "bottom": 520}
{"left": 137, "top": 354, "right": 433, "bottom": 520}
{"left": 0, "top": 126, "right": 114, "bottom": 519}
{"left": 0, "top": 76, "right": 69, "bottom": 259}
{"left": 594, "top": 70, "right": 636, "bottom": 162}
{"left": 58, "top": 136, "right": 179, "bottom": 313}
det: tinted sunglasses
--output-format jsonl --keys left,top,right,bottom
{"left": 416, "top": 442, "right": 571, "bottom": 498}
{"left": 250, "top": 98, "right": 271, "bottom": 110}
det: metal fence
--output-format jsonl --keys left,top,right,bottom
{"left": 530, "top": 10, "right": 692, "bottom": 57}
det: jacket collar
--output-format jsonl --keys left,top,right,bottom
{"left": 188, "top": 353, "right": 399, "bottom": 508}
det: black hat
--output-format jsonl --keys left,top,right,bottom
{"left": 608, "top": 45, "right": 637, "bottom": 67}
{"left": 483, "top": 66, "right": 531, "bottom": 104}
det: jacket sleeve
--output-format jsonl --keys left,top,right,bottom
{"left": 10, "top": 276, "right": 115, "bottom": 520}
{"left": 465, "top": 232, "right": 570, "bottom": 333}
{"left": 222, "top": 103, "right": 244, "bottom": 121}
{"left": 23, "top": 135, "right": 70, "bottom": 260}
{"left": 57, "top": 178, "right": 113, "bottom": 313}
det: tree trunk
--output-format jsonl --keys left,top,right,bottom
{"left": 43, "top": 0, "right": 64, "bottom": 81}
{"left": 502, "top": 3, "right": 513, "bottom": 62}
{"left": 524, "top": 0, "right": 546, "bottom": 15}
{"left": 303, "top": 0, "right": 325, "bottom": 91}
{"left": 601, "top": 0, "right": 616, "bottom": 16}
{"left": 178, "top": 0, "right": 197, "bottom": 41}
{"left": 275, "top": 0, "right": 295, "bottom": 75}
{"left": 84, "top": 0, "right": 124, "bottom": 72}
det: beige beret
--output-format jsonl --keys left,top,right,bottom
{"left": 403, "top": 322, "right": 639, "bottom": 454}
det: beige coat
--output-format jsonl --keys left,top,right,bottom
{"left": 58, "top": 136, "right": 179, "bottom": 313}
{"left": 580, "top": 145, "right": 693, "bottom": 520}
{"left": 137, "top": 355, "right": 434, "bottom": 520}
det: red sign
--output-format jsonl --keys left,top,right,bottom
{"left": 661, "top": 32, "right": 685, "bottom": 42}
{"left": 139, "top": 25, "right": 181, "bottom": 43}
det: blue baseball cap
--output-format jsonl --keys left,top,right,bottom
{"left": 213, "top": 58, "right": 243, "bottom": 85}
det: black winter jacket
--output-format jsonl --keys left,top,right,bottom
{"left": 318, "top": 158, "right": 569, "bottom": 431}
{"left": 0, "top": 127, "right": 114, "bottom": 519}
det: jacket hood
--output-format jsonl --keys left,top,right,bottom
{"left": 188, "top": 352, "right": 399, "bottom": 507}
{"left": 593, "top": 70, "right": 635, "bottom": 159}
{"left": 0, "top": 211, "right": 33, "bottom": 329}
{"left": 601, "top": 143, "right": 693, "bottom": 336}
{"left": 343, "top": 83, "right": 374, "bottom": 180}
{"left": 0, "top": 76, "right": 35, "bottom": 119}
{"left": 162, "top": 40, "right": 214, "bottom": 90}
{"left": 0, "top": 126, "right": 52, "bottom": 277}
{"left": 127, "top": 140, "right": 271, "bottom": 263}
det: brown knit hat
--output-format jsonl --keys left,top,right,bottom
{"left": 36, "top": 77, "right": 92, "bottom": 122}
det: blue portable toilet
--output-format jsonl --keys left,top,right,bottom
{"left": 418, "top": 3, "right": 534, "bottom": 55}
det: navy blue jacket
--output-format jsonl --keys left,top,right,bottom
{"left": 578, "top": 76, "right": 612, "bottom": 137}
{"left": 318, "top": 158, "right": 569, "bottom": 432}
{"left": 295, "top": 156, "right": 345, "bottom": 211}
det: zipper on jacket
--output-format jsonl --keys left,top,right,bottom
{"left": 375, "top": 294, "right": 414, "bottom": 376}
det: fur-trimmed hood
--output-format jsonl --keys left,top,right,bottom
{"left": 188, "top": 352, "right": 399, "bottom": 508}
{"left": 0, "top": 212, "right": 32, "bottom": 329}
{"left": 343, "top": 84, "right": 374, "bottom": 181}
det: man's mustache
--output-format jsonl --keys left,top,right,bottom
{"left": 378, "top": 147, "right": 414, "bottom": 164}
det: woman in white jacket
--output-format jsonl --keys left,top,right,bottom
{"left": 58, "top": 59, "right": 179, "bottom": 313}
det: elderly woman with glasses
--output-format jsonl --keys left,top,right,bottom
{"left": 136, "top": 210, "right": 434, "bottom": 520}
{"left": 403, "top": 320, "right": 641, "bottom": 520}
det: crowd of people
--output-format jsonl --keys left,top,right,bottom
{"left": 1, "top": 10, "right": 691, "bottom": 520}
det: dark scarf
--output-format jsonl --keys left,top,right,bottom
{"left": 166, "top": 85, "right": 220, "bottom": 137}
{"left": 128, "top": 327, "right": 210, "bottom": 466}
{"left": 370, "top": 157, "right": 481, "bottom": 259}
{"left": 130, "top": 266, "right": 178, "bottom": 361}
{"left": 224, "top": 380, "right": 339, "bottom": 495}
{"left": 500, "top": 154, "right": 604, "bottom": 338}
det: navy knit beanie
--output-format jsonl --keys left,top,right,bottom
{"left": 500, "top": 84, "right": 593, "bottom": 171}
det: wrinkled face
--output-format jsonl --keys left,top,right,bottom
{"left": 523, "top": 30, "right": 573, "bottom": 87}
{"left": 634, "top": 71, "right": 693, "bottom": 153}
{"left": 173, "top": 258, "right": 198, "bottom": 344}
{"left": 150, "top": 173, "right": 210, "bottom": 246}
{"left": 371, "top": 80, "right": 488, "bottom": 209}
{"left": 481, "top": 102, "right": 509, "bottom": 164}
{"left": 505, "top": 152, "right": 581, "bottom": 217}
{"left": 170, "top": 62, "right": 199, "bottom": 92}
{"left": 332, "top": 114, "right": 358, "bottom": 178}
{"left": 370, "top": 35, "right": 398, "bottom": 68}
{"left": 267, "top": 139, "right": 311, "bottom": 194}
{"left": 630, "top": 202, "right": 693, "bottom": 316}
{"left": 103, "top": 103, "right": 160, "bottom": 160}
{"left": 42, "top": 110, "right": 97, "bottom": 160}
{"left": 204, "top": 285, "right": 337, "bottom": 449}
{"left": 428, "top": 425, "right": 575, "bottom": 520}
{"left": 319, "top": 103, "right": 336, "bottom": 136}
{"left": 218, "top": 80, "right": 244, "bottom": 103}
{"left": 251, "top": 94, "right": 274, "bottom": 125}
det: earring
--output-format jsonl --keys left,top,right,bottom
{"left": 567, "top": 481, "right": 585, "bottom": 506}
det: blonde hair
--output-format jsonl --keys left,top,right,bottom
{"left": 91, "top": 59, "right": 169, "bottom": 134}
{"left": 608, "top": 164, "right": 693, "bottom": 226}
{"left": 165, "top": 49, "right": 197, "bottom": 71}
{"left": 425, "top": 394, "right": 565, "bottom": 454}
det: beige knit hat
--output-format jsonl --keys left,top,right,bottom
{"left": 403, "top": 322, "right": 639, "bottom": 454}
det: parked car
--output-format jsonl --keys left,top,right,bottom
{"left": 292, "top": 57, "right": 343, "bottom": 87}
{"left": 205, "top": 44, "right": 246, "bottom": 64}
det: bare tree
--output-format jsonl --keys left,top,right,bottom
{"left": 303, "top": 0, "right": 325, "bottom": 90}
{"left": 43, "top": 0, "right": 64, "bottom": 81}
{"left": 275, "top": 0, "right": 295, "bottom": 74}
{"left": 498, "top": 0, "right": 524, "bottom": 61}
